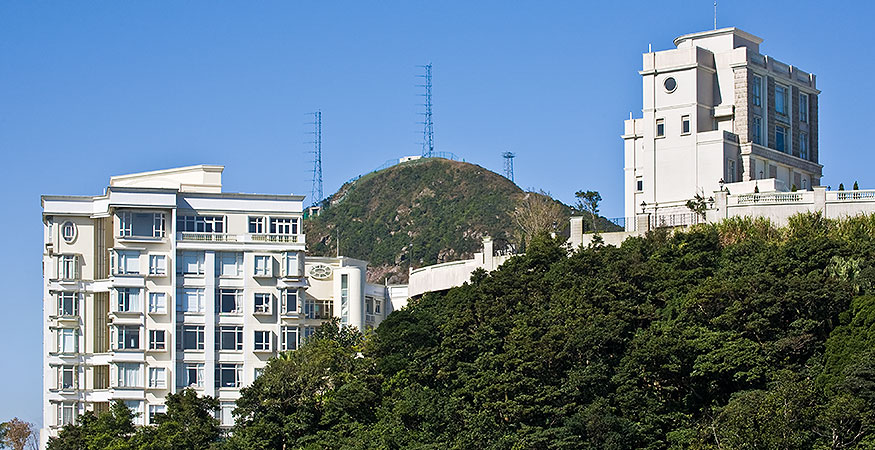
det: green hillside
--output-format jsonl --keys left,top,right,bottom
{"left": 304, "top": 158, "right": 615, "bottom": 282}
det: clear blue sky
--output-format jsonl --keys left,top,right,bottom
{"left": 1, "top": 1, "right": 872, "bottom": 427}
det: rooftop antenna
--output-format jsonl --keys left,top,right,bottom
{"left": 714, "top": 1, "right": 717, "bottom": 30}
{"left": 308, "top": 110, "right": 323, "bottom": 206}
{"left": 502, "top": 151, "right": 515, "bottom": 183}
{"left": 417, "top": 63, "right": 434, "bottom": 158}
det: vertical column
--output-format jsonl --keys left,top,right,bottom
{"left": 203, "top": 251, "right": 216, "bottom": 397}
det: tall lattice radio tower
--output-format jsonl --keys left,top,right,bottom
{"left": 418, "top": 63, "right": 434, "bottom": 157}
{"left": 309, "top": 110, "right": 323, "bottom": 206}
{"left": 502, "top": 151, "right": 515, "bottom": 183}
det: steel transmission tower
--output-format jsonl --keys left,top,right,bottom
{"left": 418, "top": 63, "right": 434, "bottom": 157}
{"left": 309, "top": 110, "right": 323, "bottom": 206}
{"left": 503, "top": 152, "right": 515, "bottom": 182}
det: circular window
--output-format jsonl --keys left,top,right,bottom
{"left": 664, "top": 77, "right": 677, "bottom": 93}
{"left": 61, "top": 221, "right": 77, "bottom": 243}
{"left": 308, "top": 264, "right": 332, "bottom": 280}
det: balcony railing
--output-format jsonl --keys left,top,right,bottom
{"left": 735, "top": 192, "right": 806, "bottom": 205}
{"left": 251, "top": 234, "right": 300, "bottom": 243}
{"left": 650, "top": 212, "right": 702, "bottom": 229}
{"left": 178, "top": 232, "right": 237, "bottom": 242}
{"left": 828, "top": 190, "right": 875, "bottom": 202}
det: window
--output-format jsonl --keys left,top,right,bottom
{"left": 177, "top": 215, "right": 225, "bottom": 233}
{"left": 663, "top": 77, "right": 677, "bottom": 92}
{"left": 180, "top": 288, "right": 205, "bottom": 313}
{"left": 776, "top": 125, "right": 788, "bottom": 153}
{"left": 248, "top": 216, "right": 265, "bottom": 234}
{"left": 800, "top": 132, "right": 809, "bottom": 160}
{"left": 635, "top": 177, "right": 643, "bottom": 192}
{"left": 57, "top": 292, "right": 78, "bottom": 316}
{"left": 302, "top": 326, "right": 316, "bottom": 341}
{"left": 148, "top": 330, "right": 166, "bottom": 350}
{"left": 148, "top": 292, "right": 167, "bottom": 314}
{"left": 752, "top": 115, "right": 763, "bottom": 145}
{"left": 124, "top": 400, "right": 143, "bottom": 425}
{"left": 61, "top": 221, "right": 76, "bottom": 243}
{"left": 217, "top": 326, "right": 243, "bottom": 351}
{"left": 752, "top": 75, "right": 762, "bottom": 107}
{"left": 59, "top": 255, "right": 78, "bottom": 280}
{"left": 181, "top": 363, "right": 204, "bottom": 388}
{"left": 340, "top": 274, "right": 349, "bottom": 325}
{"left": 220, "top": 403, "right": 235, "bottom": 427}
{"left": 656, "top": 118, "right": 665, "bottom": 137}
{"left": 799, "top": 93, "right": 808, "bottom": 122}
{"left": 58, "top": 365, "right": 76, "bottom": 390}
{"left": 775, "top": 84, "right": 788, "bottom": 116}
{"left": 58, "top": 328, "right": 78, "bottom": 353}
{"left": 114, "top": 250, "right": 140, "bottom": 275}
{"left": 119, "top": 212, "right": 165, "bottom": 238}
{"left": 181, "top": 326, "right": 205, "bottom": 350}
{"left": 93, "top": 365, "right": 109, "bottom": 389}
{"left": 148, "top": 404, "right": 166, "bottom": 424}
{"left": 58, "top": 402, "right": 76, "bottom": 426}
{"left": 254, "top": 293, "right": 272, "bottom": 315}
{"left": 116, "top": 363, "right": 142, "bottom": 388}
{"left": 254, "top": 367, "right": 265, "bottom": 380}
{"left": 116, "top": 325, "right": 140, "bottom": 350}
{"left": 282, "top": 252, "right": 301, "bottom": 277}
{"left": 149, "top": 255, "right": 167, "bottom": 275}
{"left": 254, "top": 331, "right": 272, "bottom": 352}
{"left": 282, "top": 289, "right": 299, "bottom": 315}
{"left": 216, "top": 364, "right": 242, "bottom": 388}
{"left": 281, "top": 326, "right": 298, "bottom": 351}
{"left": 375, "top": 299, "right": 382, "bottom": 315}
{"left": 681, "top": 115, "right": 691, "bottom": 134}
{"left": 116, "top": 288, "right": 141, "bottom": 313}
{"left": 180, "top": 252, "right": 205, "bottom": 275}
{"left": 148, "top": 367, "right": 166, "bottom": 389}
{"left": 303, "top": 297, "right": 334, "bottom": 320}
{"left": 727, "top": 159, "right": 737, "bottom": 183}
{"left": 269, "top": 217, "right": 298, "bottom": 235}
{"left": 254, "top": 255, "right": 272, "bottom": 277}
{"left": 217, "top": 289, "right": 242, "bottom": 314}
{"left": 217, "top": 252, "right": 242, "bottom": 277}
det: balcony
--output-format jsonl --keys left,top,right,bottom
{"left": 176, "top": 233, "right": 304, "bottom": 243}
{"left": 251, "top": 234, "right": 302, "bottom": 243}
{"left": 178, "top": 232, "right": 237, "bottom": 242}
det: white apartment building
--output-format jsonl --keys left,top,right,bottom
{"left": 41, "top": 165, "right": 390, "bottom": 446}
{"left": 624, "top": 27, "right": 822, "bottom": 220}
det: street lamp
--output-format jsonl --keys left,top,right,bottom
{"left": 640, "top": 201, "right": 647, "bottom": 214}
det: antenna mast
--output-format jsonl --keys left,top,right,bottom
{"left": 418, "top": 63, "right": 434, "bottom": 157}
{"left": 502, "top": 151, "right": 515, "bottom": 183}
{"left": 714, "top": 1, "right": 717, "bottom": 30}
{"left": 309, "top": 110, "right": 323, "bottom": 206}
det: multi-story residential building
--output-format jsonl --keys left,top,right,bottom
{"left": 41, "top": 165, "right": 390, "bottom": 446}
{"left": 623, "top": 27, "right": 822, "bottom": 220}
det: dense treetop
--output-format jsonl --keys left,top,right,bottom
{"left": 51, "top": 214, "right": 875, "bottom": 449}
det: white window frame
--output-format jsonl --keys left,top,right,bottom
{"left": 253, "top": 293, "right": 272, "bottom": 315}
{"left": 119, "top": 212, "right": 165, "bottom": 238}
{"left": 216, "top": 364, "right": 242, "bottom": 389}
{"left": 281, "top": 326, "right": 298, "bottom": 351}
{"left": 148, "top": 367, "right": 166, "bottom": 389}
{"left": 282, "top": 252, "right": 301, "bottom": 277}
{"left": 59, "top": 254, "right": 78, "bottom": 280}
{"left": 149, "top": 254, "right": 167, "bottom": 276}
{"left": 179, "top": 252, "right": 205, "bottom": 275}
{"left": 217, "top": 326, "right": 243, "bottom": 351}
{"left": 181, "top": 325, "right": 205, "bottom": 350}
{"left": 752, "top": 115, "right": 763, "bottom": 145}
{"left": 58, "top": 365, "right": 77, "bottom": 390}
{"left": 181, "top": 363, "right": 204, "bottom": 388}
{"left": 148, "top": 292, "right": 167, "bottom": 314}
{"left": 57, "top": 291, "right": 79, "bottom": 317}
{"left": 269, "top": 217, "right": 298, "bottom": 235}
{"left": 177, "top": 215, "right": 225, "bottom": 233}
{"left": 217, "top": 252, "right": 243, "bottom": 278}
{"left": 115, "top": 287, "right": 141, "bottom": 313}
{"left": 57, "top": 402, "right": 77, "bottom": 427}
{"left": 179, "top": 288, "right": 205, "bottom": 313}
{"left": 253, "top": 255, "right": 273, "bottom": 277}
{"left": 655, "top": 118, "right": 665, "bottom": 137}
{"left": 115, "top": 325, "right": 140, "bottom": 350}
{"left": 217, "top": 289, "right": 243, "bottom": 314}
{"left": 148, "top": 330, "right": 166, "bottom": 351}
{"left": 281, "top": 289, "right": 299, "bottom": 315}
{"left": 124, "top": 400, "right": 144, "bottom": 426}
{"left": 148, "top": 404, "right": 166, "bottom": 424}
{"left": 680, "top": 115, "right": 691, "bottom": 135}
{"left": 116, "top": 363, "right": 142, "bottom": 388}
{"left": 57, "top": 328, "right": 78, "bottom": 354}
{"left": 61, "top": 221, "right": 77, "bottom": 243}
{"left": 248, "top": 216, "right": 266, "bottom": 234}
{"left": 254, "top": 331, "right": 272, "bottom": 352}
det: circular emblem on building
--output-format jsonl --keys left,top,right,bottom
{"left": 308, "top": 264, "right": 332, "bottom": 279}
{"left": 663, "top": 77, "right": 677, "bottom": 93}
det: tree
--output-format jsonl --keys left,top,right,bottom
{"left": 150, "top": 389, "right": 221, "bottom": 449}
{"left": 575, "top": 190, "right": 602, "bottom": 232}
{"left": 839, "top": 183, "right": 845, "bottom": 191}
{"left": 685, "top": 193, "right": 709, "bottom": 221}
{"left": 854, "top": 181, "right": 860, "bottom": 190}
{"left": 510, "top": 190, "right": 565, "bottom": 245}
{"left": 0, "top": 418, "right": 37, "bottom": 450}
